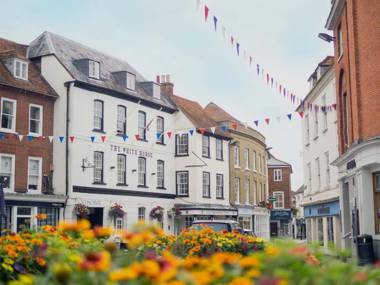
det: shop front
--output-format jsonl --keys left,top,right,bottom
{"left": 270, "top": 209, "right": 292, "bottom": 238}
{"left": 174, "top": 203, "right": 238, "bottom": 233}
{"left": 304, "top": 199, "right": 341, "bottom": 249}
{"left": 1, "top": 194, "right": 66, "bottom": 232}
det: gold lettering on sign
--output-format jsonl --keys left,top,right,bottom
{"left": 110, "top": 145, "right": 153, "bottom": 158}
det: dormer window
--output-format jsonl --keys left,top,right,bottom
{"left": 14, "top": 59, "right": 28, "bottom": 80}
{"left": 153, "top": 83, "right": 161, "bottom": 100}
{"left": 126, "top": 72, "right": 136, "bottom": 91}
{"left": 89, "top": 60, "right": 100, "bottom": 79}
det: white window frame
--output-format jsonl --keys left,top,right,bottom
{"left": 0, "top": 153, "right": 15, "bottom": 192}
{"left": 202, "top": 172, "right": 210, "bottom": 197}
{"left": 305, "top": 114, "right": 310, "bottom": 145}
{"left": 273, "top": 169, "right": 283, "bottom": 181}
{"left": 93, "top": 100, "right": 104, "bottom": 131}
{"left": 253, "top": 151, "right": 257, "bottom": 171}
{"left": 325, "top": 152, "right": 330, "bottom": 186}
{"left": 244, "top": 148, "right": 250, "bottom": 170}
{"left": 176, "top": 171, "right": 189, "bottom": 196}
{"left": 234, "top": 177, "right": 240, "bottom": 204}
{"left": 115, "top": 217, "right": 124, "bottom": 230}
{"left": 29, "top": 104, "right": 43, "bottom": 136}
{"left": 156, "top": 116, "right": 164, "bottom": 144}
{"left": 202, "top": 136, "right": 210, "bottom": 158}
{"left": 126, "top": 72, "right": 136, "bottom": 91}
{"left": 1, "top": 98, "right": 17, "bottom": 133}
{"left": 216, "top": 174, "right": 223, "bottom": 199}
{"left": 258, "top": 154, "right": 262, "bottom": 173}
{"left": 116, "top": 105, "right": 127, "bottom": 135}
{"left": 138, "top": 157, "right": 146, "bottom": 186}
{"left": 138, "top": 207, "right": 146, "bottom": 221}
{"left": 322, "top": 95, "right": 328, "bottom": 131}
{"left": 117, "top": 154, "right": 126, "bottom": 185}
{"left": 27, "top": 156, "right": 42, "bottom": 193}
{"left": 314, "top": 109, "right": 319, "bottom": 138}
{"left": 245, "top": 178, "right": 250, "bottom": 205}
{"left": 215, "top": 139, "right": 223, "bottom": 160}
{"left": 307, "top": 163, "right": 312, "bottom": 193}
{"left": 138, "top": 111, "right": 146, "bottom": 140}
{"left": 14, "top": 59, "right": 28, "bottom": 80}
{"left": 94, "top": 151, "right": 104, "bottom": 183}
{"left": 88, "top": 60, "right": 100, "bottom": 79}
{"left": 273, "top": 191, "right": 284, "bottom": 209}
{"left": 253, "top": 181, "right": 257, "bottom": 205}
{"left": 157, "top": 160, "right": 164, "bottom": 188}
{"left": 316, "top": 157, "right": 321, "bottom": 190}
{"left": 176, "top": 134, "right": 188, "bottom": 156}
{"left": 234, "top": 145, "right": 240, "bottom": 168}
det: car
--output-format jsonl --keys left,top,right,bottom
{"left": 190, "top": 220, "right": 244, "bottom": 233}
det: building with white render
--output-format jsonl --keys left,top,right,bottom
{"left": 297, "top": 56, "right": 341, "bottom": 249}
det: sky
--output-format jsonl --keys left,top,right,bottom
{"left": 0, "top": 0, "right": 333, "bottom": 190}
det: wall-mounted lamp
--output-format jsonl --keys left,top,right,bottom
{"left": 151, "top": 173, "right": 156, "bottom": 176}
{"left": 132, "top": 169, "right": 137, "bottom": 173}
{"left": 110, "top": 166, "right": 115, "bottom": 170}
{"left": 318, "top": 33, "right": 335, "bottom": 43}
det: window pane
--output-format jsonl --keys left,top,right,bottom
{"left": 117, "top": 155, "right": 126, "bottom": 184}
{"left": 94, "top": 101, "right": 103, "bottom": 130}
{"left": 157, "top": 117, "right": 164, "bottom": 143}
{"left": 138, "top": 112, "right": 146, "bottom": 139}
{"left": 138, "top": 158, "right": 146, "bottom": 185}
{"left": 1, "top": 100, "right": 15, "bottom": 130}
{"left": 157, "top": 161, "right": 164, "bottom": 188}
{"left": 117, "top": 106, "right": 126, "bottom": 134}
{"left": 94, "top": 152, "right": 103, "bottom": 182}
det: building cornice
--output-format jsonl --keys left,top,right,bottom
{"left": 325, "top": 0, "right": 346, "bottom": 30}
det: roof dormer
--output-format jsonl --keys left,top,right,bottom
{"left": 140, "top": 81, "right": 161, "bottom": 99}
{"left": 2, "top": 57, "right": 28, "bottom": 80}
{"left": 73, "top": 58, "right": 100, "bottom": 80}
{"left": 112, "top": 71, "right": 136, "bottom": 91}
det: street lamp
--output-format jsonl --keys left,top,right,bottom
{"left": 318, "top": 33, "right": 335, "bottom": 43}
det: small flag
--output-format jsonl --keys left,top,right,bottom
{"left": 69, "top": 136, "right": 75, "bottom": 142}
{"left": 59, "top": 136, "right": 64, "bottom": 143}
{"left": 167, "top": 131, "right": 172, "bottom": 139}
{"left": 265, "top": 118, "right": 270, "bottom": 125}
{"left": 27, "top": 135, "right": 33, "bottom": 141}
{"left": 38, "top": 135, "right": 45, "bottom": 141}
{"left": 213, "top": 16, "right": 218, "bottom": 31}
{"left": 90, "top": 136, "right": 95, "bottom": 142}
{"left": 210, "top": 127, "right": 216, "bottom": 134}
{"left": 122, "top": 135, "right": 129, "bottom": 141}
{"left": 48, "top": 136, "right": 54, "bottom": 143}
{"left": 220, "top": 125, "right": 228, "bottom": 132}
{"left": 236, "top": 43, "right": 240, "bottom": 56}
{"left": 199, "top": 128, "right": 206, "bottom": 135}
{"left": 156, "top": 132, "right": 161, "bottom": 140}
{"left": 254, "top": 120, "right": 259, "bottom": 127}
{"left": 189, "top": 129, "right": 194, "bottom": 136}
{"left": 256, "top": 64, "right": 260, "bottom": 75}
{"left": 18, "top": 134, "right": 24, "bottom": 142}
{"left": 204, "top": 5, "right": 209, "bottom": 21}
{"left": 101, "top": 135, "right": 106, "bottom": 142}
{"left": 287, "top": 114, "right": 292, "bottom": 120}
{"left": 298, "top": 112, "right": 304, "bottom": 118}
{"left": 135, "top": 134, "right": 140, "bottom": 141}
{"left": 332, "top": 104, "right": 337, "bottom": 110}
{"left": 271, "top": 77, "right": 274, "bottom": 87}
{"left": 0, "top": 133, "right": 4, "bottom": 140}
{"left": 249, "top": 56, "right": 252, "bottom": 66}
{"left": 266, "top": 73, "right": 269, "bottom": 84}
{"left": 232, "top": 121, "right": 238, "bottom": 130}
{"left": 230, "top": 36, "right": 234, "bottom": 46}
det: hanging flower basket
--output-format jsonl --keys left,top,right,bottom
{"left": 74, "top": 203, "right": 90, "bottom": 218}
{"left": 150, "top": 206, "right": 164, "bottom": 221}
{"left": 258, "top": 201, "right": 273, "bottom": 210}
{"left": 167, "top": 207, "right": 182, "bottom": 218}
{"left": 109, "top": 203, "right": 126, "bottom": 218}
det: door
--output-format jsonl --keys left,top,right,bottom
{"left": 270, "top": 222, "right": 278, "bottom": 237}
{"left": 88, "top": 207, "right": 104, "bottom": 228}
{"left": 16, "top": 207, "right": 32, "bottom": 232}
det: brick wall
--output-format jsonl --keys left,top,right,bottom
{"left": 0, "top": 85, "right": 55, "bottom": 193}
{"left": 268, "top": 167, "right": 292, "bottom": 209}
{"left": 333, "top": 0, "right": 380, "bottom": 154}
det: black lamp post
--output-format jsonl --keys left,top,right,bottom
{"left": 318, "top": 33, "right": 335, "bottom": 43}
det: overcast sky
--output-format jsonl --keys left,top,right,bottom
{"left": 1, "top": 0, "right": 333, "bottom": 190}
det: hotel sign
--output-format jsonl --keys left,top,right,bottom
{"left": 110, "top": 145, "right": 153, "bottom": 158}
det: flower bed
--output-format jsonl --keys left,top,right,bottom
{"left": 1, "top": 221, "right": 380, "bottom": 285}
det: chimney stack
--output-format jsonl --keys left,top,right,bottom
{"left": 158, "top": 74, "right": 174, "bottom": 97}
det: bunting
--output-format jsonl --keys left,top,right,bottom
{"left": 204, "top": 5, "right": 209, "bottom": 21}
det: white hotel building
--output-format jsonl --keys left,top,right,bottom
{"left": 28, "top": 32, "right": 178, "bottom": 232}
{"left": 297, "top": 56, "right": 341, "bottom": 249}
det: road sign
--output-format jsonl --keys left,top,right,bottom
{"left": 268, "top": 196, "right": 277, "bottom": 202}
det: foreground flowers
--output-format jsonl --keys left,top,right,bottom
{"left": 0, "top": 221, "right": 380, "bottom": 285}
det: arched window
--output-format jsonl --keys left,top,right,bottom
{"left": 339, "top": 70, "right": 349, "bottom": 149}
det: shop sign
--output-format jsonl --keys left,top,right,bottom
{"left": 270, "top": 210, "right": 291, "bottom": 221}
{"left": 317, "top": 206, "right": 330, "bottom": 215}
{"left": 110, "top": 145, "right": 153, "bottom": 158}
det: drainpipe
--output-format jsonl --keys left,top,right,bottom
{"left": 63, "top": 81, "right": 75, "bottom": 218}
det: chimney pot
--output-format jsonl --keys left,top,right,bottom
{"left": 160, "top": 74, "right": 174, "bottom": 97}
{"left": 156, "top": 75, "right": 160, "bottom": 83}
{"left": 161, "top": 75, "right": 165, "bottom": 83}
{"left": 166, "top": 74, "right": 170, "bottom": 82}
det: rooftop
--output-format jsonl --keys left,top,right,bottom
{"left": 268, "top": 153, "right": 292, "bottom": 172}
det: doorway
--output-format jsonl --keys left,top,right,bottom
{"left": 270, "top": 222, "right": 278, "bottom": 237}
{"left": 88, "top": 207, "right": 104, "bottom": 228}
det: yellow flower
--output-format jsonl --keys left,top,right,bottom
{"left": 78, "top": 251, "right": 111, "bottom": 272}
{"left": 245, "top": 269, "right": 261, "bottom": 278}
{"left": 109, "top": 268, "right": 139, "bottom": 282}
{"left": 228, "top": 277, "right": 252, "bottom": 285}
{"left": 240, "top": 256, "right": 260, "bottom": 268}
{"left": 265, "top": 245, "right": 280, "bottom": 256}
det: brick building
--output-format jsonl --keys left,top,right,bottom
{"left": 326, "top": 0, "right": 380, "bottom": 258}
{"left": 267, "top": 154, "right": 292, "bottom": 237}
{"left": 0, "top": 38, "right": 65, "bottom": 232}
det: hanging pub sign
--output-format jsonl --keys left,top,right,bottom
{"left": 110, "top": 145, "right": 153, "bottom": 158}
{"left": 346, "top": 159, "right": 356, "bottom": 170}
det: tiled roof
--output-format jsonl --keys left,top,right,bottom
{"left": 0, "top": 38, "right": 58, "bottom": 98}
{"left": 171, "top": 95, "right": 230, "bottom": 138}
{"left": 204, "top": 102, "right": 238, "bottom": 123}
{"left": 27, "top": 31, "right": 175, "bottom": 110}
{"left": 268, "top": 153, "right": 292, "bottom": 170}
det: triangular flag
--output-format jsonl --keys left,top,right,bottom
{"left": 135, "top": 134, "right": 140, "bottom": 141}
{"left": 59, "top": 136, "right": 64, "bottom": 143}
{"left": 38, "top": 135, "right": 45, "bottom": 141}
{"left": 230, "top": 36, "right": 234, "bottom": 46}
{"left": 69, "top": 136, "right": 75, "bottom": 142}
{"left": 0, "top": 133, "right": 4, "bottom": 140}
{"left": 167, "top": 131, "right": 172, "bottom": 139}
{"left": 48, "top": 136, "right": 54, "bottom": 143}
{"left": 90, "top": 136, "right": 95, "bottom": 142}
{"left": 18, "top": 134, "right": 24, "bottom": 142}
{"left": 122, "top": 135, "right": 129, "bottom": 141}
{"left": 156, "top": 132, "right": 161, "bottom": 140}
{"left": 287, "top": 114, "right": 292, "bottom": 120}
{"left": 189, "top": 129, "right": 194, "bottom": 136}
{"left": 101, "top": 135, "right": 106, "bottom": 142}
{"left": 204, "top": 5, "right": 209, "bottom": 21}
{"left": 220, "top": 125, "right": 228, "bottom": 132}
{"left": 271, "top": 77, "right": 274, "bottom": 87}
{"left": 249, "top": 56, "right": 252, "bottom": 66}
{"left": 265, "top": 118, "right": 270, "bottom": 125}
{"left": 232, "top": 121, "right": 238, "bottom": 130}
{"left": 332, "top": 104, "right": 337, "bottom": 110}
{"left": 27, "top": 135, "right": 33, "bottom": 141}
{"left": 256, "top": 64, "right": 260, "bottom": 75}
{"left": 266, "top": 73, "right": 270, "bottom": 84}
{"left": 298, "top": 112, "right": 304, "bottom": 118}
{"left": 254, "top": 120, "right": 259, "bottom": 127}
{"left": 236, "top": 43, "right": 240, "bottom": 56}
{"left": 199, "top": 128, "right": 206, "bottom": 135}
{"left": 210, "top": 127, "right": 216, "bottom": 134}
{"left": 213, "top": 16, "right": 218, "bottom": 31}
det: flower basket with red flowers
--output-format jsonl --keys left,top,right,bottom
{"left": 109, "top": 203, "right": 126, "bottom": 218}
{"left": 149, "top": 206, "right": 164, "bottom": 221}
{"left": 74, "top": 203, "right": 90, "bottom": 218}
